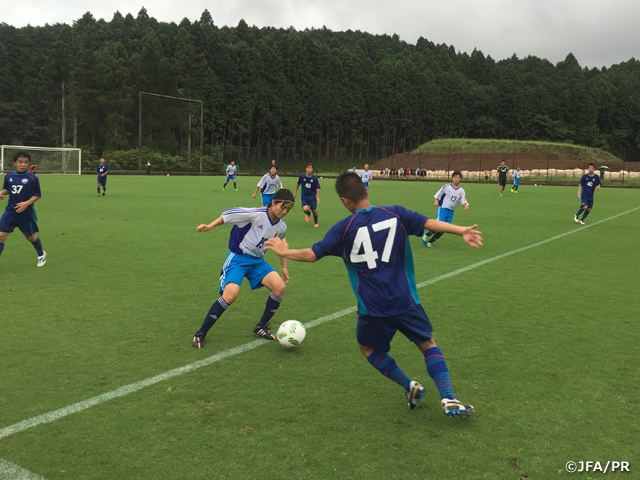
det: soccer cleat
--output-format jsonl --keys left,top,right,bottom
{"left": 421, "top": 235, "right": 429, "bottom": 246}
{"left": 441, "top": 398, "right": 475, "bottom": 418}
{"left": 314, "top": 223, "right": 319, "bottom": 227}
{"left": 97, "top": 193, "right": 101, "bottom": 197}
{"left": 426, "top": 242, "right": 433, "bottom": 249}
{"left": 234, "top": 188, "right": 238, "bottom": 192}
{"left": 405, "top": 381, "right": 426, "bottom": 410}
{"left": 253, "top": 324, "right": 276, "bottom": 340}
{"left": 222, "top": 186, "right": 225, "bottom": 191}
{"left": 499, "top": 194, "right": 503, "bottom": 197}
{"left": 511, "top": 188, "right": 514, "bottom": 192}
{"left": 102, "top": 192, "right": 105, "bottom": 196}
{"left": 305, "top": 215, "right": 310, "bottom": 222}
{"left": 192, "top": 332, "right": 205, "bottom": 349}
{"left": 36, "top": 251, "right": 47, "bottom": 267}
{"left": 574, "top": 215, "right": 579, "bottom": 223}
{"left": 579, "top": 220, "right": 585, "bottom": 225}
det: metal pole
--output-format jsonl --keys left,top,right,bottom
{"left": 546, "top": 147, "right": 549, "bottom": 183}
{"left": 200, "top": 101, "right": 204, "bottom": 173}
{"left": 138, "top": 91, "right": 142, "bottom": 171}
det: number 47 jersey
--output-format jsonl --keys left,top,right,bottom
{"left": 311, "top": 205, "right": 428, "bottom": 317}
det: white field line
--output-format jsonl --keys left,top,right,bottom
{"left": 1, "top": 205, "right": 638, "bottom": 443}
{"left": 0, "top": 459, "right": 47, "bottom": 480}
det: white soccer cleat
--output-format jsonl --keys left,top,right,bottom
{"left": 579, "top": 220, "right": 585, "bottom": 225}
{"left": 441, "top": 398, "right": 474, "bottom": 418}
{"left": 405, "top": 380, "right": 426, "bottom": 410}
{"left": 37, "top": 251, "right": 47, "bottom": 267}
{"left": 574, "top": 215, "right": 579, "bottom": 223}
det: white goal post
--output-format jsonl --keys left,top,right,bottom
{"left": 1, "top": 145, "right": 82, "bottom": 174}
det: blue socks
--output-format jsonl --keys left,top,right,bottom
{"left": 197, "top": 298, "right": 229, "bottom": 336}
{"left": 0, "top": 242, "right": 4, "bottom": 256}
{"left": 424, "top": 347, "right": 454, "bottom": 399}
{"left": 257, "top": 292, "right": 282, "bottom": 327}
{"left": 581, "top": 209, "right": 590, "bottom": 220}
{"left": 366, "top": 351, "right": 412, "bottom": 390}
{"left": 31, "top": 237, "right": 44, "bottom": 256}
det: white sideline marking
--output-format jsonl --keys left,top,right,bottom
{"left": 0, "top": 205, "right": 638, "bottom": 442}
{"left": 0, "top": 459, "right": 47, "bottom": 480}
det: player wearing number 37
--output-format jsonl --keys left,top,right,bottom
{"left": 265, "top": 172, "right": 482, "bottom": 417}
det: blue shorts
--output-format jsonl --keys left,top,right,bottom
{"left": 226, "top": 174, "right": 235, "bottom": 182}
{"left": 97, "top": 175, "right": 107, "bottom": 186}
{"left": 363, "top": 182, "right": 369, "bottom": 189}
{"left": 356, "top": 303, "right": 433, "bottom": 353}
{"left": 301, "top": 197, "right": 317, "bottom": 211}
{"left": 581, "top": 197, "right": 594, "bottom": 209}
{"left": 436, "top": 207, "right": 454, "bottom": 223}
{"left": 514, "top": 178, "right": 520, "bottom": 185}
{"left": 261, "top": 193, "right": 275, "bottom": 207}
{"left": 219, "top": 252, "right": 275, "bottom": 294}
{"left": 0, "top": 210, "right": 39, "bottom": 236}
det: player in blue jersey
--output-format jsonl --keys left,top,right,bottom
{"left": 0, "top": 151, "right": 47, "bottom": 267}
{"left": 253, "top": 165, "right": 283, "bottom": 206}
{"left": 96, "top": 157, "right": 109, "bottom": 196}
{"left": 294, "top": 164, "right": 321, "bottom": 227}
{"left": 223, "top": 161, "right": 238, "bottom": 191}
{"left": 422, "top": 171, "right": 469, "bottom": 248}
{"left": 192, "top": 189, "right": 295, "bottom": 348}
{"left": 574, "top": 163, "right": 601, "bottom": 225}
{"left": 359, "top": 163, "right": 373, "bottom": 191}
{"left": 511, "top": 166, "right": 521, "bottom": 193}
{"left": 266, "top": 172, "right": 481, "bottom": 417}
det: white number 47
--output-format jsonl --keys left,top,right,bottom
{"left": 350, "top": 218, "right": 397, "bottom": 269}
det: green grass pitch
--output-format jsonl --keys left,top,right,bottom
{"left": 1, "top": 175, "right": 639, "bottom": 479}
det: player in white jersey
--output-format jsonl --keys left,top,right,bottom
{"left": 359, "top": 164, "right": 373, "bottom": 190}
{"left": 422, "top": 171, "right": 469, "bottom": 248}
{"left": 253, "top": 165, "right": 283, "bottom": 206}
{"left": 223, "top": 161, "right": 238, "bottom": 191}
{"left": 192, "top": 189, "right": 295, "bottom": 348}
{"left": 511, "top": 167, "right": 521, "bottom": 193}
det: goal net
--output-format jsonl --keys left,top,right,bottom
{"left": 1, "top": 145, "right": 82, "bottom": 174}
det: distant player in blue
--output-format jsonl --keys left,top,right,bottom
{"left": 294, "top": 164, "right": 321, "bottom": 227}
{"left": 96, "top": 157, "right": 109, "bottom": 196}
{"left": 253, "top": 165, "right": 283, "bottom": 206}
{"left": 0, "top": 151, "right": 47, "bottom": 267}
{"left": 222, "top": 161, "right": 238, "bottom": 191}
{"left": 575, "top": 163, "right": 601, "bottom": 225}
{"left": 266, "top": 173, "right": 481, "bottom": 417}
{"left": 359, "top": 163, "right": 373, "bottom": 190}
{"left": 422, "top": 171, "right": 469, "bottom": 248}
{"left": 192, "top": 189, "right": 295, "bottom": 348}
{"left": 511, "top": 167, "right": 521, "bottom": 193}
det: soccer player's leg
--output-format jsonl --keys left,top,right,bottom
{"left": 96, "top": 177, "right": 101, "bottom": 196}
{"left": 0, "top": 212, "right": 14, "bottom": 257}
{"left": 302, "top": 201, "right": 311, "bottom": 222}
{"left": 309, "top": 199, "right": 319, "bottom": 226}
{"left": 580, "top": 199, "right": 593, "bottom": 223}
{"left": 357, "top": 314, "right": 423, "bottom": 409}
{"left": 0, "top": 231, "right": 7, "bottom": 257}
{"left": 402, "top": 305, "right": 474, "bottom": 417}
{"left": 252, "top": 268, "right": 285, "bottom": 340}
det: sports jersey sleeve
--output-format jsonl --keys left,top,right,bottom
{"left": 297, "top": 174, "right": 304, "bottom": 186}
{"left": 460, "top": 188, "right": 468, "bottom": 206}
{"left": 393, "top": 205, "right": 428, "bottom": 236}
{"left": 277, "top": 176, "right": 283, "bottom": 188}
{"left": 315, "top": 177, "right": 321, "bottom": 189}
{"left": 311, "top": 220, "right": 346, "bottom": 260}
{"left": 31, "top": 174, "right": 42, "bottom": 198}
{"left": 257, "top": 175, "right": 267, "bottom": 188}
{"left": 2, "top": 175, "right": 8, "bottom": 191}
{"left": 434, "top": 185, "right": 446, "bottom": 200}
{"left": 222, "top": 208, "right": 261, "bottom": 227}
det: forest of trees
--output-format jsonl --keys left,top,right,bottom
{"left": 1, "top": 8, "right": 640, "bottom": 171}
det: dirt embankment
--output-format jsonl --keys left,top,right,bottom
{"left": 373, "top": 153, "right": 640, "bottom": 172}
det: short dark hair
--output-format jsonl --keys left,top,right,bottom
{"left": 588, "top": 163, "right": 595, "bottom": 168}
{"left": 452, "top": 170, "right": 462, "bottom": 178}
{"left": 306, "top": 163, "right": 314, "bottom": 170}
{"left": 273, "top": 188, "right": 294, "bottom": 205}
{"left": 335, "top": 172, "right": 367, "bottom": 203}
{"left": 13, "top": 151, "right": 31, "bottom": 162}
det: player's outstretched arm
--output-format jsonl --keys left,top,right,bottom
{"left": 197, "top": 215, "right": 224, "bottom": 232}
{"left": 265, "top": 237, "right": 318, "bottom": 262}
{"left": 424, "top": 219, "right": 482, "bottom": 248}
{"left": 0, "top": 189, "right": 7, "bottom": 200}
{"left": 279, "top": 256, "right": 290, "bottom": 284}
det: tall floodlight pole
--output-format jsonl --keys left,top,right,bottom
{"left": 138, "top": 91, "right": 142, "bottom": 171}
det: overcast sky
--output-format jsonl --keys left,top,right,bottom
{"left": 3, "top": 0, "right": 638, "bottom": 69}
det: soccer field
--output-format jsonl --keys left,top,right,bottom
{"left": 1, "top": 175, "right": 639, "bottom": 479}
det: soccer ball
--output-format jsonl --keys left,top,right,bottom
{"left": 277, "top": 320, "right": 306, "bottom": 348}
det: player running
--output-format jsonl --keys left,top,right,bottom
{"left": 574, "top": 163, "right": 601, "bottom": 225}
{"left": 192, "top": 189, "right": 295, "bottom": 348}
{"left": 223, "top": 161, "right": 238, "bottom": 191}
{"left": 511, "top": 167, "right": 521, "bottom": 193}
{"left": 0, "top": 151, "right": 47, "bottom": 267}
{"left": 97, "top": 157, "right": 109, "bottom": 196}
{"left": 422, "top": 171, "right": 469, "bottom": 248}
{"left": 253, "top": 165, "right": 283, "bottom": 207}
{"left": 265, "top": 172, "right": 481, "bottom": 417}
{"left": 359, "top": 164, "right": 373, "bottom": 191}
{"left": 496, "top": 160, "right": 508, "bottom": 196}
{"left": 294, "top": 164, "right": 321, "bottom": 227}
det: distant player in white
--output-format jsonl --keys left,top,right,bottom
{"left": 359, "top": 164, "right": 373, "bottom": 190}
{"left": 223, "top": 161, "right": 238, "bottom": 191}
{"left": 422, "top": 170, "right": 469, "bottom": 248}
{"left": 511, "top": 167, "right": 521, "bottom": 193}
{"left": 192, "top": 189, "right": 295, "bottom": 348}
{"left": 253, "top": 165, "right": 283, "bottom": 206}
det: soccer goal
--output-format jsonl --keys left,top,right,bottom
{"left": 1, "top": 145, "right": 82, "bottom": 174}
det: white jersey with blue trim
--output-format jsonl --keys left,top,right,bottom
{"left": 222, "top": 207, "right": 287, "bottom": 258}
{"left": 257, "top": 173, "right": 283, "bottom": 194}
{"left": 359, "top": 170, "right": 373, "bottom": 183}
{"left": 434, "top": 184, "right": 468, "bottom": 210}
{"left": 513, "top": 169, "right": 521, "bottom": 179}
{"left": 226, "top": 164, "right": 236, "bottom": 175}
